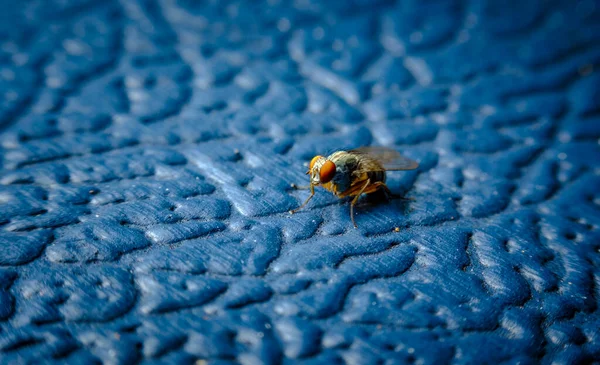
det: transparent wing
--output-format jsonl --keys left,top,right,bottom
{"left": 349, "top": 146, "right": 419, "bottom": 171}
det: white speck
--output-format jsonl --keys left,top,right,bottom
{"left": 12, "top": 53, "right": 29, "bottom": 66}
{"left": 557, "top": 152, "right": 567, "bottom": 160}
{"left": 63, "top": 39, "right": 89, "bottom": 56}
{"left": 95, "top": 214, "right": 99, "bottom": 218}
{"left": 312, "top": 27, "right": 325, "bottom": 40}
{"left": 372, "top": 83, "right": 384, "bottom": 95}
{"left": 449, "top": 85, "right": 462, "bottom": 96}
{"left": 480, "top": 105, "right": 496, "bottom": 116}
{"left": 129, "top": 90, "right": 148, "bottom": 102}
{"left": 558, "top": 132, "right": 571, "bottom": 143}
{"left": 432, "top": 113, "right": 448, "bottom": 125}
{"left": 47, "top": 77, "right": 63, "bottom": 88}
{"left": 277, "top": 18, "right": 291, "bottom": 32}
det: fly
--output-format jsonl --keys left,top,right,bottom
{"left": 290, "top": 146, "right": 419, "bottom": 228}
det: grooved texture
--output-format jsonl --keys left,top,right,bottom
{"left": 1, "top": 0, "right": 600, "bottom": 364}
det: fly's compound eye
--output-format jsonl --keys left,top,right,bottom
{"left": 309, "top": 155, "right": 322, "bottom": 170}
{"left": 319, "top": 160, "right": 336, "bottom": 183}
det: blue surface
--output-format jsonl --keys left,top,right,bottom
{"left": 1, "top": 0, "right": 600, "bottom": 363}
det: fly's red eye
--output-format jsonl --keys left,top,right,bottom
{"left": 309, "top": 155, "right": 322, "bottom": 170}
{"left": 319, "top": 160, "right": 336, "bottom": 183}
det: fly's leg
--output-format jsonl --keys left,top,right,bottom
{"left": 290, "top": 184, "right": 315, "bottom": 214}
{"left": 374, "top": 183, "right": 414, "bottom": 201}
{"left": 350, "top": 178, "right": 371, "bottom": 228}
{"left": 378, "top": 183, "right": 393, "bottom": 197}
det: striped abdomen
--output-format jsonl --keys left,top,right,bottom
{"left": 367, "top": 170, "right": 386, "bottom": 185}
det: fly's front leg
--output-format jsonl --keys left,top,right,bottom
{"left": 290, "top": 183, "right": 315, "bottom": 214}
{"left": 350, "top": 179, "right": 370, "bottom": 228}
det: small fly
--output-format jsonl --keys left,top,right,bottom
{"left": 290, "top": 146, "right": 419, "bottom": 228}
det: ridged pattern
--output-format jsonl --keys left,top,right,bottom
{"left": 0, "top": 0, "right": 599, "bottom": 363}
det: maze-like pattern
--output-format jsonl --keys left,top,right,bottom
{"left": 1, "top": 0, "right": 600, "bottom": 363}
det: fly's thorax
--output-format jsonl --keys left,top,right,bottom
{"left": 328, "top": 151, "right": 359, "bottom": 193}
{"left": 329, "top": 152, "right": 359, "bottom": 175}
{"left": 327, "top": 151, "right": 349, "bottom": 163}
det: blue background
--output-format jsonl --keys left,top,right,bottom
{"left": 1, "top": 0, "right": 599, "bottom": 363}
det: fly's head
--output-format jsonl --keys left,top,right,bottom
{"left": 308, "top": 155, "right": 336, "bottom": 186}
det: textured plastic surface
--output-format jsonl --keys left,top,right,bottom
{"left": 1, "top": 0, "right": 600, "bottom": 364}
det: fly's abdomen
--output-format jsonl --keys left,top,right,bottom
{"left": 367, "top": 170, "right": 386, "bottom": 184}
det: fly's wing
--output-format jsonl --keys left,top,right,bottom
{"left": 349, "top": 146, "right": 419, "bottom": 171}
